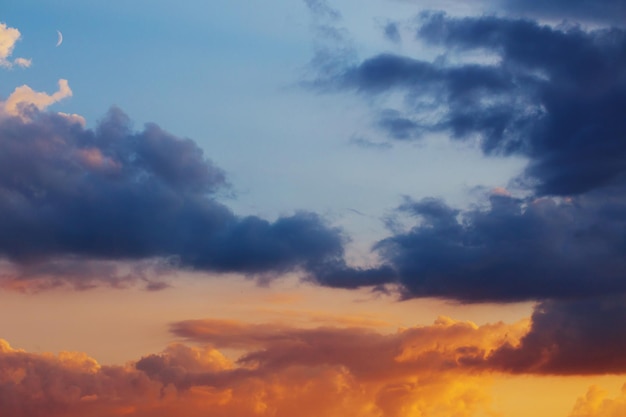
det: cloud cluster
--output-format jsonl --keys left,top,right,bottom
{"left": 304, "top": 9, "right": 626, "bottom": 307}
{"left": 301, "top": 5, "right": 626, "bottom": 382}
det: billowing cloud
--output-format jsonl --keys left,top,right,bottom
{"left": 0, "top": 22, "right": 31, "bottom": 68}
{"left": 3, "top": 302, "right": 626, "bottom": 417}
{"left": 0, "top": 339, "right": 235, "bottom": 417}
{"left": 4, "top": 310, "right": 626, "bottom": 416}
{"left": 312, "top": 191, "right": 626, "bottom": 303}
{"left": 569, "top": 384, "right": 626, "bottom": 417}
{"left": 0, "top": 316, "right": 526, "bottom": 417}
{"left": 490, "top": 295, "right": 626, "bottom": 375}
{"left": 0, "top": 102, "right": 357, "bottom": 289}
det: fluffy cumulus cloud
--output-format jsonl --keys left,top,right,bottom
{"left": 0, "top": 98, "right": 359, "bottom": 289}
{"left": 313, "top": 188, "right": 626, "bottom": 304}
{"left": 0, "top": 22, "right": 31, "bottom": 68}
{"left": 569, "top": 384, "right": 626, "bottom": 417}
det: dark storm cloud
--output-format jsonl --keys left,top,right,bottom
{"left": 374, "top": 193, "right": 626, "bottom": 302}
{"left": 310, "top": 191, "right": 626, "bottom": 303}
{"left": 0, "top": 108, "right": 348, "bottom": 285}
{"left": 489, "top": 295, "right": 626, "bottom": 374}
{"left": 327, "top": 13, "right": 626, "bottom": 196}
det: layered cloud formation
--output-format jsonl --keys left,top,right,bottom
{"left": 0, "top": 317, "right": 521, "bottom": 417}
{"left": 3, "top": 313, "right": 625, "bottom": 417}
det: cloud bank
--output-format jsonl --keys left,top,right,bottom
{"left": 3, "top": 310, "right": 626, "bottom": 417}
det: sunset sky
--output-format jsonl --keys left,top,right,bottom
{"left": 2, "top": 1, "right": 626, "bottom": 416}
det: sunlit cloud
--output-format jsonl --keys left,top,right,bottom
{"left": 0, "top": 22, "right": 31, "bottom": 68}
{"left": 2, "top": 79, "right": 73, "bottom": 118}
{"left": 569, "top": 384, "right": 626, "bottom": 417}
{"left": 0, "top": 316, "right": 525, "bottom": 417}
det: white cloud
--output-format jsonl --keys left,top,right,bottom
{"left": 0, "top": 22, "right": 31, "bottom": 68}
{"left": 2, "top": 79, "right": 74, "bottom": 119}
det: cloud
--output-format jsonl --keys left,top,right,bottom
{"left": 0, "top": 257, "right": 175, "bottom": 292}
{"left": 0, "top": 103, "right": 355, "bottom": 289}
{"left": 170, "top": 317, "right": 526, "bottom": 377}
{"left": 0, "top": 316, "right": 523, "bottom": 417}
{"left": 500, "top": 0, "right": 626, "bottom": 25}
{"left": 301, "top": 9, "right": 626, "bottom": 306}
{"left": 313, "top": 191, "right": 626, "bottom": 303}
{"left": 0, "top": 339, "right": 236, "bottom": 417}
{"left": 321, "top": 13, "right": 626, "bottom": 196}
{"left": 303, "top": 0, "right": 341, "bottom": 20}
{"left": 569, "top": 384, "right": 626, "bottom": 417}
{"left": 489, "top": 295, "right": 626, "bottom": 375}
{"left": 0, "top": 22, "right": 31, "bottom": 68}
{"left": 4, "top": 311, "right": 626, "bottom": 416}
{"left": 383, "top": 22, "right": 402, "bottom": 43}
{"left": 2, "top": 79, "right": 73, "bottom": 118}
{"left": 302, "top": 0, "right": 357, "bottom": 84}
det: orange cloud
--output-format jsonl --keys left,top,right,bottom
{"left": 8, "top": 312, "right": 620, "bottom": 417}
{"left": 569, "top": 385, "right": 626, "bottom": 417}
{"left": 0, "top": 316, "right": 522, "bottom": 417}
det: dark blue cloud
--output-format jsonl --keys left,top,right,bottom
{"left": 325, "top": 13, "right": 626, "bottom": 196}
{"left": 300, "top": 7, "right": 626, "bottom": 305}
{"left": 376, "top": 193, "right": 626, "bottom": 302}
{"left": 0, "top": 108, "right": 348, "bottom": 285}
{"left": 309, "top": 190, "right": 626, "bottom": 303}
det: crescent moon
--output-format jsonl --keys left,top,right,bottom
{"left": 56, "top": 30, "right": 63, "bottom": 47}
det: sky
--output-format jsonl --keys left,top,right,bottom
{"left": 1, "top": 0, "right": 626, "bottom": 416}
